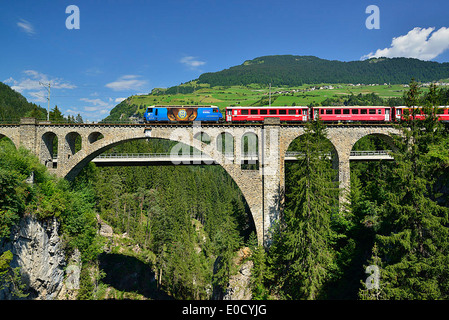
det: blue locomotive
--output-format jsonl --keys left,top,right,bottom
{"left": 144, "top": 105, "right": 223, "bottom": 122}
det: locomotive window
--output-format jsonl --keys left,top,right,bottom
{"left": 155, "top": 109, "right": 158, "bottom": 115}
{"left": 288, "top": 109, "right": 296, "bottom": 115}
{"left": 250, "top": 109, "right": 258, "bottom": 115}
{"left": 326, "top": 109, "right": 333, "bottom": 114}
{"left": 361, "top": 109, "right": 367, "bottom": 114}
{"left": 335, "top": 109, "right": 341, "bottom": 114}
{"left": 269, "top": 110, "right": 277, "bottom": 115}
{"left": 260, "top": 109, "right": 268, "bottom": 115}
{"left": 147, "top": 108, "right": 153, "bottom": 113}
{"left": 352, "top": 109, "right": 359, "bottom": 114}
{"left": 241, "top": 110, "right": 249, "bottom": 115}
{"left": 213, "top": 109, "right": 219, "bottom": 113}
{"left": 279, "top": 109, "right": 287, "bottom": 115}
{"left": 369, "top": 109, "right": 376, "bottom": 114}
{"left": 302, "top": 109, "right": 308, "bottom": 115}
{"left": 343, "top": 109, "right": 350, "bottom": 114}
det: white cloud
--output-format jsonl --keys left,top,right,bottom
{"left": 17, "top": 19, "right": 36, "bottom": 36}
{"left": 7, "top": 70, "right": 76, "bottom": 93}
{"left": 79, "top": 97, "right": 116, "bottom": 118}
{"left": 5, "top": 70, "right": 76, "bottom": 104}
{"left": 180, "top": 56, "right": 206, "bottom": 69}
{"left": 115, "top": 97, "right": 126, "bottom": 103}
{"left": 105, "top": 75, "right": 148, "bottom": 91}
{"left": 362, "top": 27, "right": 449, "bottom": 61}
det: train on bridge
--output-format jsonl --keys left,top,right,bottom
{"left": 143, "top": 105, "right": 449, "bottom": 123}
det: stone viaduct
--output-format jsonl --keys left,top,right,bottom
{"left": 0, "top": 118, "right": 399, "bottom": 246}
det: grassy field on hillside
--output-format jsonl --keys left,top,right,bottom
{"left": 127, "top": 83, "right": 409, "bottom": 116}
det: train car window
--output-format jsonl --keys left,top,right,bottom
{"left": 352, "top": 109, "right": 359, "bottom": 114}
{"left": 335, "top": 109, "right": 341, "bottom": 114}
{"left": 250, "top": 109, "right": 258, "bottom": 115}
{"left": 279, "top": 109, "right": 287, "bottom": 115}
{"left": 269, "top": 110, "right": 277, "bottom": 115}
{"left": 396, "top": 109, "right": 401, "bottom": 115}
{"left": 343, "top": 109, "right": 350, "bottom": 114}
{"left": 288, "top": 109, "right": 296, "bottom": 115}
{"left": 302, "top": 109, "right": 308, "bottom": 115}
{"left": 369, "top": 109, "right": 376, "bottom": 114}
{"left": 320, "top": 109, "right": 325, "bottom": 114}
{"left": 326, "top": 109, "right": 333, "bottom": 114}
{"left": 378, "top": 109, "right": 382, "bottom": 114}
{"left": 361, "top": 109, "right": 367, "bottom": 114}
{"left": 260, "top": 109, "right": 267, "bottom": 115}
{"left": 241, "top": 110, "right": 249, "bottom": 115}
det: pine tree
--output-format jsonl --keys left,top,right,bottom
{"left": 366, "top": 80, "right": 449, "bottom": 299}
{"left": 268, "top": 120, "right": 340, "bottom": 299}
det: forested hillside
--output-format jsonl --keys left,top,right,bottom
{"left": 197, "top": 55, "right": 449, "bottom": 86}
{"left": 0, "top": 82, "right": 47, "bottom": 121}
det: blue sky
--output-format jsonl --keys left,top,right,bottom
{"left": 2, "top": 0, "right": 449, "bottom": 121}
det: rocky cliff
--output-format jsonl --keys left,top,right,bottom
{"left": 0, "top": 215, "right": 77, "bottom": 300}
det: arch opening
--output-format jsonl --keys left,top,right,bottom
{"left": 0, "top": 134, "right": 15, "bottom": 148}
{"left": 65, "top": 132, "right": 82, "bottom": 159}
{"left": 88, "top": 132, "right": 104, "bottom": 144}
{"left": 284, "top": 132, "right": 340, "bottom": 215}
{"left": 241, "top": 132, "right": 258, "bottom": 170}
{"left": 216, "top": 132, "right": 234, "bottom": 157}
{"left": 66, "top": 136, "right": 257, "bottom": 241}
{"left": 41, "top": 132, "right": 58, "bottom": 168}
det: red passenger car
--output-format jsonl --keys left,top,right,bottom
{"left": 312, "top": 106, "right": 392, "bottom": 122}
{"left": 393, "top": 106, "right": 449, "bottom": 122}
{"left": 225, "top": 106, "right": 309, "bottom": 122}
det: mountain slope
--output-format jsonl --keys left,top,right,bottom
{"left": 197, "top": 55, "right": 449, "bottom": 86}
{"left": 0, "top": 82, "right": 46, "bottom": 121}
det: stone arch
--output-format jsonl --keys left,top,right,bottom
{"left": 60, "top": 131, "right": 262, "bottom": 243}
{"left": 285, "top": 131, "right": 339, "bottom": 164}
{"left": 88, "top": 131, "right": 104, "bottom": 144}
{"left": 350, "top": 132, "right": 397, "bottom": 153}
{"left": 40, "top": 132, "right": 58, "bottom": 167}
{"left": 216, "top": 132, "right": 234, "bottom": 156}
{"left": 0, "top": 133, "right": 16, "bottom": 148}
{"left": 241, "top": 132, "right": 258, "bottom": 156}
{"left": 64, "top": 132, "right": 82, "bottom": 159}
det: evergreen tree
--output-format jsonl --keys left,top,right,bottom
{"left": 360, "top": 80, "right": 449, "bottom": 299}
{"left": 268, "top": 120, "right": 340, "bottom": 299}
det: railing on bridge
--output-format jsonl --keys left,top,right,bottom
{"left": 52, "top": 150, "right": 393, "bottom": 163}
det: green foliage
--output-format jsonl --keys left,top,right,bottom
{"left": 354, "top": 80, "right": 449, "bottom": 299}
{"left": 267, "top": 120, "right": 340, "bottom": 299}
{"left": 0, "top": 138, "right": 101, "bottom": 266}
{"left": 197, "top": 55, "right": 449, "bottom": 87}
{"left": 76, "top": 139, "right": 253, "bottom": 299}
{"left": 0, "top": 82, "right": 47, "bottom": 121}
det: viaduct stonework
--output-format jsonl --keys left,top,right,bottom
{"left": 0, "top": 118, "right": 399, "bottom": 246}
